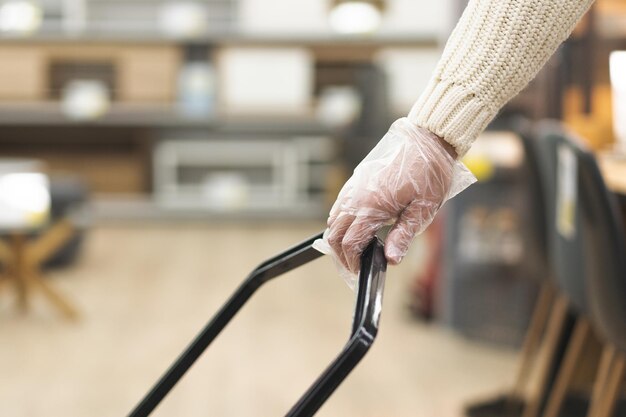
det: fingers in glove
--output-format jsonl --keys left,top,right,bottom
{"left": 328, "top": 203, "right": 342, "bottom": 227}
{"left": 341, "top": 215, "right": 386, "bottom": 274}
{"left": 385, "top": 200, "right": 436, "bottom": 265}
{"left": 328, "top": 178, "right": 355, "bottom": 227}
{"left": 326, "top": 213, "right": 355, "bottom": 270}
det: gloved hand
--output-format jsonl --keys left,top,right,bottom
{"left": 313, "top": 117, "right": 476, "bottom": 287}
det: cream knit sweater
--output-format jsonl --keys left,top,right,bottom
{"left": 408, "top": 0, "right": 595, "bottom": 156}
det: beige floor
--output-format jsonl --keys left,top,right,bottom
{"left": 0, "top": 223, "right": 517, "bottom": 417}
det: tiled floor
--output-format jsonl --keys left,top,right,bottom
{"left": 0, "top": 223, "right": 517, "bottom": 417}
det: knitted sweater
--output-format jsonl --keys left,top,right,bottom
{"left": 408, "top": 0, "right": 595, "bottom": 156}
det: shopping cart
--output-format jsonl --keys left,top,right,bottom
{"left": 128, "top": 232, "right": 387, "bottom": 417}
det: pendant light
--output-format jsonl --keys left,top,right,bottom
{"left": 329, "top": 0, "right": 385, "bottom": 35}
{"left": 0, "top": 0, "right": 42, "bottom": 33}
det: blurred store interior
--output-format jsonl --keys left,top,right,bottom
{"left": 1, "top": 0, "right": 626, "bottom": 416}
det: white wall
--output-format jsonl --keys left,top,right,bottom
{"left": 236, "top": 0, "right": 453, "bottom": 115}
{"left": 237, "top": 0, "right": 453, "bottom": 36}
{"left": 237, "top": 0, "right": 331, "bottom": 34}
{"left": 379, "top": 0, "right": 454, "bottom": 37}
{"left": 376, "top": 48, "right": 441, "bottom": 115}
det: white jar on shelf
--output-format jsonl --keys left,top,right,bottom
{"left": 177, "top": 61, "right": 216, "bottom": 118}
{"left": 61, "top": 80, "right": 110, "bottom": 121}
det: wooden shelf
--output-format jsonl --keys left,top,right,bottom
{"left": 0, "top": 30, "right": 439, "bottom": 48}
{"left": 0, "top": 102, "right": 333, "bottom": 134}
{"left": 90, "top": 194, "right": 327, "bottom": 222}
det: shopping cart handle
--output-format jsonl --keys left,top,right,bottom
{"left": 128, "top": 232, "right": 387, "bottom": 417}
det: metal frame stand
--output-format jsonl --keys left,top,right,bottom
{"left": 129, "top": 232, "right": 387, "bottom": 417}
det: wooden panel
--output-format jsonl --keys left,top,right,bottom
{"left": 563, "top": 85, "right": 615, "bottom": 149}
{"left": 0, "top": 46, "right": 46, "bottom": 100}
{"left": 598, "top": 153, "right": 626, "bottom": 195}
{"left": 117, "top": 46, "right": 180, "bottom": 103}
{"left": 43, "top": 152, "right": 145, "bottom": 194}
{"left": 0, "top": 44, "right": 180, "bottom": 104}
{"left": 45, "top": 44, "right": 125, "bottom": 61}
{"left": 597, "top": 0, "right": 626, "bottom": 13}
{"left": 0, "top": 148, "right": 145, "bottom": 194}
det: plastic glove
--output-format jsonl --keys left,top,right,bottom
{"left": 313, "top": 117, "right": 476, "bottom": 288}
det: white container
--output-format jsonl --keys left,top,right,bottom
{"left": 61, "top": 80, "right": 110, "bottom": 120}
{"left": 177, "top": 62, "right": 215, "bottom": 117}
{"left": 158, "top": 2, "right": 208, "bottom": 38}
{"left": 217, "top": 47, "right": 313, "bottom": 116}
{"left": 610, "top": 51, "right": 626, "bottom": 151}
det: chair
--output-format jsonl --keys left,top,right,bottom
{"left": 572, "top": 131, "right": 626, "bottom": 417}
{"left": 466, "top": 116, "right": 572, "bottom": 417}
{"left": 537, "top": 123, "right": 626, "bottom": 417}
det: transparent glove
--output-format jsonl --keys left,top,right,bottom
{"left": 313, "top": 117, "right": 476, "bottom": 288}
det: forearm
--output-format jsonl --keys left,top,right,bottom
{"left": 409, "top": 0, "right": 594, "bottom": 157}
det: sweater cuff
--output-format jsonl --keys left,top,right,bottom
{"left": 407, "top": 77, "right": 496, "bottom": 157}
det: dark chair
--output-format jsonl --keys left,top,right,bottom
{"left": 536, "top": 123, "right": 626, "bottom": 417}
{"left": 536, "top": 124, "right": 588, "bottom": 313}
{"left": 466, "top": 116, "right": 571, "bottom": 417}
{"left": 44, "top": 175, "right": 89, "bottom": 268}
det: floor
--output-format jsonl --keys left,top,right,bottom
{"left": 0, "top": 223, "right": 517, "bottom": 417}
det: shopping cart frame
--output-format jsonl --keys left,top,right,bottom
{"left": 128, "top": 232, "right": 387, "bottom": 417}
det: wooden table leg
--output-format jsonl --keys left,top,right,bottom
{"left": 587, "top": 344, "right": 617, "bottom": 417}
{"left": 0, "top": 273, "right": 9, "bottom": 295}
{"left": 25, "top": 220, "right": 79, "bottom": 320}
{"left": 542, "top": 317, "right": 591, "bottom": 417}
{"left": 0, "top": 239, "right": 13, "bottom": 301}
{"left": 3, "top": 224, "right": 80, "bottom": 320}
{"left": 510, "top": 283, "right": 555, "bottom": 403}
{"left": 11, "top": 234, "right": 30, "bottom": 313}
{"left": 522, "top": 296, "right": 570, "bottom": 417}
{"left": 0, "top": 238, "right": 12, "bottom": 264}
{"left": 595, "top": 353, "right": 625, "bottom": 417}
{"left": 26, "top": 271, "right": 78, "bottom": 320}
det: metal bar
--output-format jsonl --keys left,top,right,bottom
{"left": 128, "top": 232, "right": 387, "bottom": 417}
{"left": 286, "top": 237, "right": 386, "bottom": 417}
{"left": 128, "top": 233, "right": 323, "bottom": 417}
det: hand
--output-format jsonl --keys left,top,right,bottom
{"left": 314, "top": 117, "right": 475, "bottom": 285}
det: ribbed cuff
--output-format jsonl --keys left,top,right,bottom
{"left": 407, "top": 77, "right": 496, "bottom": 157}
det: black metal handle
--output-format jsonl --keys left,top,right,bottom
{"left": 128, "top": 232, "right": 387, "bottom": 417}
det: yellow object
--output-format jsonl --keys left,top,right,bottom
{"left": 25, "top": 210, "right": 49, "bottom": 228}
{"left": 462, "top": 156, "right": 495, "bottom": 182}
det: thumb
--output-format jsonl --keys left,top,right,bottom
{"left": 385, "top": 200, "right": 438, "bottom": 264}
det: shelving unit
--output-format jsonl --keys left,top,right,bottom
{"left": 560, "top": 0, "right": 626, "bottom": 150}
{"left": 153, "top": 135, "right": 333, "bottom": 213}
{"left": 0, "top": 0, "right": 444, "bottom": 220}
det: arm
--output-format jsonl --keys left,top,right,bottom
{"left": 410, "top": 0, "right": 595, "bottom": 157}
{"left": 316, "top": 0, "right": 595, "bottom": 285}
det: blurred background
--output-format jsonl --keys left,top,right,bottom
{"left": 0, "top": 0, "right": 626, "bottom": 416}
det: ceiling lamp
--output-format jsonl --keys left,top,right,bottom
{"left": 0, "top": 1, "right": 42, "bottom": 34}
{"left": 329, "top": 0, "right": 385, "bottom": 35}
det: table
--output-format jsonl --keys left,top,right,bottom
{"left": 598, "top": 153, "right": 626, "bottom": 239}
{"left": 598, "top": 153, "right": 626, "bottom": 197}
{"left": 0, "top": 220, "right": 78, "bottom": 319}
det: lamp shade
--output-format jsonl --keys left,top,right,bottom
{"left": 329, "top": 0, "right": 385, "bottom": 34}
{"left": 0, "top": 159, "right": 50, "bottom": 230}
{"left": 0, "top": 0, "right": 42, "bottom": 34}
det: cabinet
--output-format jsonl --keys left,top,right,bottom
{"left": 153, "top": 134, "right": 333, "bottom": 214}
